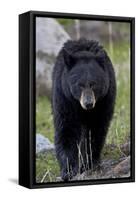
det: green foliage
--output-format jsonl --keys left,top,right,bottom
{"left": 102, "top": 42, "right": 130, "bottom": 160}
{"left": 105, "top": 42, "right": 130, "bottom": 145}
{"left": 105, "top": 42, "right": 130, "bottom": 64}
{"left": 107, "top": 65, "right": 130, "bottom": 146}
{"left": 36, "top": 96, "right": 54, "bottom": 142}
{"left": 57, "top": 18, "right": 74, "bottom": 27}
{"left": 36, "top": 153, "right": 60, "bottom": 183}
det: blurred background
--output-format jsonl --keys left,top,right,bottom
{"left": 36, "top": 17, "right": 130, "bottom": 183}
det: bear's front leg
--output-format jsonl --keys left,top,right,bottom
{"left": 87, "top": 128, "right": 105, "bottom": 170}
{"left": 55, "top": 127, "right": 81, "bottom": 181}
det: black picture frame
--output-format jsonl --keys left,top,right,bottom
{"left": 19, "top": 10, "right": 135, "bottom": 189}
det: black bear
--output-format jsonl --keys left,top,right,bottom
{"left": 52, "top": 39, "right": 116, "bottom": 181}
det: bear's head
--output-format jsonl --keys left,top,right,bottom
{"left": 62, "top": 47, "right": 110, "bottom": 110}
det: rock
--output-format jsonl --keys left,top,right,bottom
{"left": 120, "top": 142, "right": 130, "bottom": 156}
{"left": 36, "top": 133, "right": 55, "bottom": 154}
{"left": 113, "top": 156, "right": 130, "bottom": 175}
{"left": 56, "top": 177, "right": 62, "bottom": 182}
{"left": 70, "top": 156, "right": 130, "bottom": 181}
{"left": 36, "top": 17, "right": 70, "bottom": 98}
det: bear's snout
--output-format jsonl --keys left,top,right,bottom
{"left": 80, "top": 89, "right": 96, "bottom": 110}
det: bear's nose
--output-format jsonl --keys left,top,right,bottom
{"left": 84, "top": 95, "right": 93, "bottom": 109}
{"left": 85, "top": 102, "right": 93, "bottom": 109}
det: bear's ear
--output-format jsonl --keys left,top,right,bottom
{"left": 95, "top": 50, "right": 108, "bottom": 70}
{"left": 63, "top": 48, "right": 76, "bottom": 70}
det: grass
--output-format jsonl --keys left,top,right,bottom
{"left": 36, "top": 97, "right": 54, "bottom": 143}
{"left": 36, "top": 153, "right": 60, "bottom": 183}
{"left": 107, "top": 64, "right": 130, "bottom": 146}
{"left": 36, "top": 42, "right": 130, "bottom": 182}
{"left": 105, "top": 43, "right": 130, "bottom": 145}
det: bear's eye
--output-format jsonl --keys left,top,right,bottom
{"left": 89, "top": 83, "right": 92, "bottom": 88}
{"left": 79, "top": 83, "right": 85, "bottom": 89}
{"left": 89, "top": 82, "right": 96, "bottom": 88}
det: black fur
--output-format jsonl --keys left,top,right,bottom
{"left": 52, "top": 38, "right": 116, "bottom": 181}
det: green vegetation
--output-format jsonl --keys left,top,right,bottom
{"left": 57, "top": 18, "right": 74, "bottom": 27}
{"left": 36, "top": 42, "right": 130, "bottom": 182}
{"left": 36, "top": 153, "right": 60, "bottom": 183}
{"left": 36, "top": 96, "right": 54, "bottom": 143}
{"left": 105, "top": 43, "right": 130, "bottom": 144}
